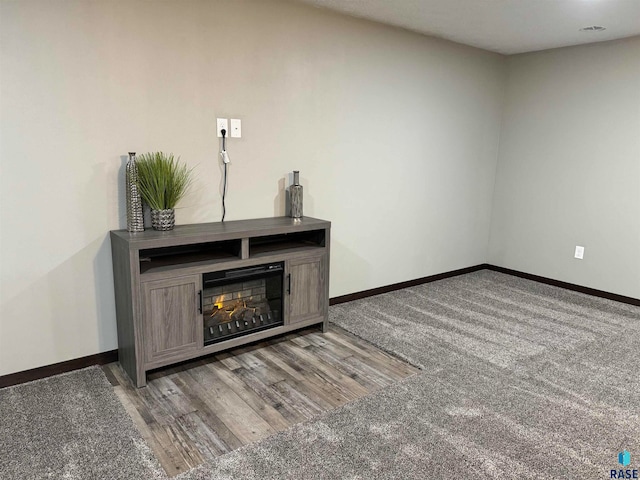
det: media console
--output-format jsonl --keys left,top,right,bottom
{"left": 110, "top": 217, "right": 330, "bottom": 387}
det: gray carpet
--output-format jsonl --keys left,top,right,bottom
{"left": 176, "top": 270, "right": 640, "bottom": 479}
{"left": 2, "top": 271, "right": 639, "bottom": 479}
{"left": 0, "top": 367, "right": 165, "bottom": 479}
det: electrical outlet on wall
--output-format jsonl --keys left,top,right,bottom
{"left": 216, "top": 118, "right": 228, "bottom": 137}
{"left": 574, "top": 245, "right": 585, "bottom": 260}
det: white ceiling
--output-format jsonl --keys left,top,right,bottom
{"left": 294, "top": 0, "right": 640, "bottom": 54}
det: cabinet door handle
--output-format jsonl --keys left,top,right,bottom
{"left": 287, "top": 274, "right": 291, "bottom": 295}
{"left": 197, "top": 290, "right": 203, "bottom": 313}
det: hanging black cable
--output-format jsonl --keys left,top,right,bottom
{"left": 221, "top": 129, "right": 228, "bottom": 222}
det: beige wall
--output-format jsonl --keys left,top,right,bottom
{"left": 0, "top": 0, "right": 506, "bottom": 375}
{"left": 489, "top": 37, "right": 640, "bottom": 298}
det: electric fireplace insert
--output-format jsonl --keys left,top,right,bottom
{"left": 201, "top": 262, "right": 284, "bottom": 346}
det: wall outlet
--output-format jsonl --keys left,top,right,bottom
{"left": 216, "top": 118, "right": 228, "bottom": 137}
{"left": 574, "top": 245, "right": 584, "bottom": 260}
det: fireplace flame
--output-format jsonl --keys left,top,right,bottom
{"left": 211, "top": 296, "right": 251, "bottom": 318}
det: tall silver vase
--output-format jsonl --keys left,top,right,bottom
{"left": 126, "top": 152, "right": 144, "bottom": 232}
{"left": 290, "top": 170, "right": 303, "bottom": 219}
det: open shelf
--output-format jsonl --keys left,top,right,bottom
{"left": 249, "top": 229, "right": 325, "bottom": 257}
{"left": 139, "top": 240, "right": 241, "bottom": 275}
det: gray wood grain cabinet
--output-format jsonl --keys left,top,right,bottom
{"left": 141, "top": 275, "right": 202, "bottom": 364}
{"left": 287, "top": 255, "right": 327, "bottom": 324}
{"left": 110, "top": 217, "right": 330, "bottom": 387}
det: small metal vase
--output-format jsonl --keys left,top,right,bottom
{"left": 290, "top": 170, "right": 303, "bottom": 219}
{"left": 150, "top": 208, "right": 175, "bottom": 231}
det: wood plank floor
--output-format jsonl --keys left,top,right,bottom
{"left": 103, "top": 325, "right": 419, "bottom": 477}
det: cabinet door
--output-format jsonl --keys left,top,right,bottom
{"left": 287, "top": 255, "right": 327, "bottom": 324}
{"left": 141, "top": 275, "right": 202, "bottom": 364}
